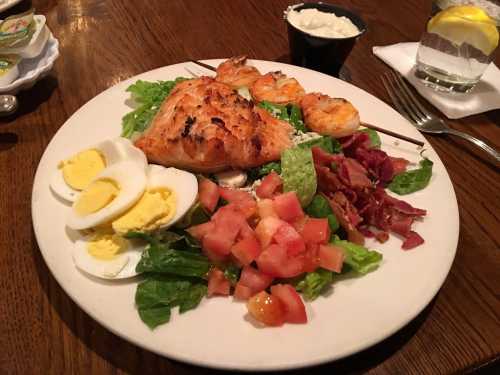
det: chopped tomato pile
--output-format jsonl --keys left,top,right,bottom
{"left": 188, "top": 177, "right": 345, "bottom": 326}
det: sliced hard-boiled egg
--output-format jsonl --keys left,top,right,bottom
{"left": 72, "top": 227, "right": 144, "bottom": 279}
{"left": 66, "top": 161, "right": 147, "bottom": 230}
{"left": 112, "top": 164, "right": 198, "bottom": 235}
{"left": 50, "top": 137, "right": 147, "bottom": 202}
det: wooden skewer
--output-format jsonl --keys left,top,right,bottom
{"left": 361, "top": 122, "right": 424, "bottom": 147}
{"left": 189, "top": 59, "right": 216, "bottom": 72}
{"left": 189, "top": 59, "right": 425, "bottom": 147}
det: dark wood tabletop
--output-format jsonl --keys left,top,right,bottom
{"left": 1, "top": 0, "right": 499, "bottom": 374}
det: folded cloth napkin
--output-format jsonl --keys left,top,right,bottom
{"left": 373, "top": 42, "right": 500, "bottom": 119}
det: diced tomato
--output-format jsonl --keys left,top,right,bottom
{"left": 273, "top": 192, "right": 304, "bottom": 222}
{"left": 247, "top": 291, "right": 285, "bottom": 326}
{"left": 231, "top": 236, "right": 262, "bottom": 266}
{"left": 270, "top": 284, "right": 307, "bottom": 324}
{"left": 239, "top": 266, "right": 273, "bottom": 292}
{"left": 201, "top": 244, "right": 228, "bottom": 263}
{"left": 301, "top": 218, "right": 330, "bottom": 244}
{"left": 218, "top": 187, "right": 257, "bottom": 218}
{"left": 256, "top": 244, "right": 303, "bottom": 278}
{"left": 199, "top": 178, "right": 219, "bottom": 212}
{"left": 238, "top": 220, "right": 255, "bottom": 240}
{"left": 318, "top": 244, "right": 345, "bottom": 273}
{"left": 219, "top": 186, "right": 253, "bottom": 203}
{"left": 257, "top": 199, "right": 278, "bottom": 219}
{"left": 207, "top": 268, "right": 231, "bottom": 296}
{"left": 186, "top": 221, "right": 215, "bottom": 241}
{"left": 301, "top": 243, "right": 320, "bottom": 273}
{"left": 235, "top": 198, "right": 258, "bottom": 219}
{"left": 256, "top": 171, "right": 283, "bottom": 199}
{"left": 212, "top": 205, "right": 244, "bottom": 240}
{"left": 203, "top": 232, "right": 234, "bottom": 255}
{"left": 273, "top": 223, "right": 305, "bottom": 256}
{"left": 255, "top": 216, "right": 286, "bottom": 247}
{"left": 234, "top": 282, "right": 254, "bottom": 300}
{"left": 291, "top": 215, "right": 307, "bottom": 233}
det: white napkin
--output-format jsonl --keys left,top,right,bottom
{"left": 372, "top": 42, "right": 500, "bottom": 119}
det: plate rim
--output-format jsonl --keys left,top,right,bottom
{"left": 32, "top": 59, "right": 459, "bottom": 371}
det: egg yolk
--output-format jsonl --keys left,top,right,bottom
{"left": 73, "top": 178, "right": 120, "bottom": 216}
{"left": 87, "top": 230, "right": 129, "bottom": 260}
{"left": 112, "top": 188, "right": 176, "bottom": 235}
{"left": 58, "top": 149, "right": 106, "bottom": 190}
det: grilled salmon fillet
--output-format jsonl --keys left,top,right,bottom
{"left": 134, "top": 77, "right": 294, "bottom": 173}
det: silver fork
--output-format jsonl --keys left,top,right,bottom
{"left": 381, "top": 71, "right": 500, "bottom": 163}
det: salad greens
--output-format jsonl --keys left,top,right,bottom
{"left": 295, "top": 268, "right": 333, "bottom": 301}
{"left": 248, "top": 136, "right": 340, "bottom": 181}
{"left": 388, "top": 158, "right": 433, "bottom": 195}
{"left": 129, "top": 229, "right": 210, "bottom": 329}
{"left": 360, "top": 128, "right": 382, "bottom": 148}
{"left": 121, "top": 78, "right": 187, "bottom": 138}
{"left": 281, "top": 146, "right": 317, "bottom": 207}
{"left": 258, "top": 101, "right": 307, "bottom": 132}
{"left": 136, "top": 275, "right": 207, "bottom": 329}
{"left": 305, "top": 195, "right": 339, "bottom": 233}
{"left": 332, "top": 239, "right": 383, "bottom": 275}
{"left": 298, "top": 136, "right": 342, "bottom": 154}
{"left": 136, "top": 247, "right": 210, "bottom": 277}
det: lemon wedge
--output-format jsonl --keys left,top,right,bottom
{"left": 427, "top": 5, "right": 499, "bottom": 55}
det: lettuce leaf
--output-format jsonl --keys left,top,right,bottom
{"left": 281, "top": 146, "right": 317, "bottom": 207}
{"left": 388, "top": 158, "right": 433, "bottom": 195}
{"left": 258, "top": 101, "right": 307, "bottom": 132}
{"left": 122, "top": 78, "right": 187, "bottom": 138}
{"left": 136, "top": 244, "right": 210, "bottom": 278}
{"left": 298, "top": 136, "right": 341, "bottom": 154}
{"left": 136, "top": 275, "right": 207, "bottom": 329}
{"left": 332, "top": 239, "right": 382, "bottom": 274}
{"left": 295, "top": 269, "right": 333, "bottom": 300}
{"left": 305, "top": 194, "right": 339, "bottom": 233}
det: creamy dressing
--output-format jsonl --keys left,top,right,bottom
{"left": 287, "top": 8, "right": 360, "bottom": 38}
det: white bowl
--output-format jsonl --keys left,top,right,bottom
{"left": 0, "top": 28, "right": 59, "bottom": 94}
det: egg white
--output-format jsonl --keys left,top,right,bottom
{"left": 50, "top": 137, "right": 147, "bottom": 202}
{"left": 66, "top": 161, "right": 147, "bottom": 230}
{"left": 146, "top": 164, "right": 198, "bottom": 228}
{"left": 72, "top": 235, "right": 144, "bottom": 279}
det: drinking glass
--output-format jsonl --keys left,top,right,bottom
{"left": 415, "top": 0, "right": 500, "bottom": 93}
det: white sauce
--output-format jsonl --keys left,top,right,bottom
{"left": 287, "top": 8, "right": 360, "bottom": 38}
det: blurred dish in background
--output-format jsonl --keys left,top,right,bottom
{"left": 0, "top": 0, "right": 23, "bottom": 14}
{"left": 0, "top": 30, "right": 59, "bottom": 94}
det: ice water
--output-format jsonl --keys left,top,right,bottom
{"left": 415, "top": 0, "right": 500, "bottom": 93}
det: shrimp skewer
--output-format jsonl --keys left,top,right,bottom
{"left": 215, "top": 56, "right": 262, "bottom": 89}
{"left": 300, "top": 93, "right": 360, "bottom": 138}
{"left": 250, "top": 72, "right": 305, "bottom": 105}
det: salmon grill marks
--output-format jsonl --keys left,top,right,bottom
{"left": 134, "top": 77, "right": 294, "bottom": 173}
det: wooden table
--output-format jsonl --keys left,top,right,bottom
{"left": 1, "top": 0, "right": 499, "bottom": 373}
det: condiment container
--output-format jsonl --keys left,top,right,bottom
{"left": 284, "top": 3, "right": 366, "bottom": 77}
{"left": 0, "top": 54, "right": 20, "bottom": 86}
{"left": 1, "top": 15, "right": 49, "bottom": 59}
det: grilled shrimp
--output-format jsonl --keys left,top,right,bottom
{"left": 215, "top": 56, "right": 262, "bottom": 89}
{"left": 250, "top": 71, "right": 305, "bottom": 105}
{"left": 300, "top": 93, "right": 360, "bottom": 138}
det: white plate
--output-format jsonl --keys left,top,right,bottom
{"left": 0, "top": 0, "right": 22, "bottom": 13}
{"left": 0, "top": 29, "right": 59, "bottom": 94}
{"left": 32, "top": 60, "right": 459, "bottom": 371}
